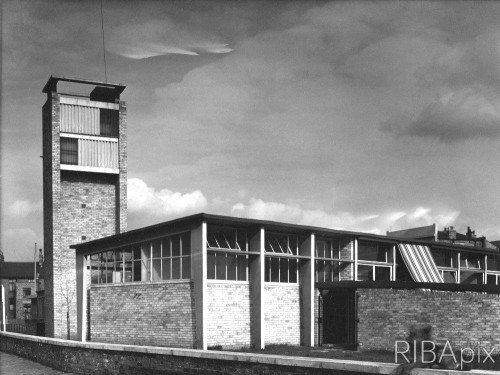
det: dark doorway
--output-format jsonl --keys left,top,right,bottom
{"left": 320, "top": 289, "right": 357, "bottom": 349}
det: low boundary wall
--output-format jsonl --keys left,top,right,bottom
{"left": 2, "top": 332, "right": 496, "bottom": 375}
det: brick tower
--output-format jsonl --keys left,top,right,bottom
{"left": 42, "top": 77, "right": 127, "bottom": 339}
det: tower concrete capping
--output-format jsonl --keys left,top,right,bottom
{"left": 42, "top": 76, "right": 127, "bottom": 339}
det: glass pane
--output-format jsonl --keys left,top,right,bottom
{"left": 315, "top": 260, "right": 324, "bottom": 282}
{"left": 172, "top": 258, "right": 181, "bottom": 279}
{"left": 227, "top": 254, "right": 237, "bottom": 280}
{"left": 162, "top": 238, "right": 171, "bottom": 257}
{"left": 289, "top": 236, "right": 298, "bottom": 255}
{"left": 162, "top": 258, "right": 171, "bottom": 280}
{"left": 152, "top": 259, "right": 161, "bottom": 281}
{"left": 60, "top": 137, "right": 78, "bottom": 165}
{"left": 332, "top": 240, "right": 340, "bottom": 259}
{"left": 460, "top": 271, "right": 483, "bottom": 284}
{"left": 289, "top": 259, "right": 297, "bottom": 283}
{"left": 487, "top": 274, "right": 498, "bottom": 285}
{"left": 432, "top": 250, "right": 452, "bottom": 268}
{"left": 207, "top": 252, "right": 216, "bottom": 279}
{"left": 182, "top": 256, "right": 191, "bottom": 279}
{"left": 487, "top": 256, "right": 500, "bottom": 271}
{"left": 374, "top": 267, "right": 391, "bottom": 281}
{"left": 133, "top": 246, "right": 141, "bottom": 261}
{"left": 357, "top": 265, "right": 372, "bottom": 281}
{"left": 442, "top": 271, "right": 457, "bottom": 283}
{"left": 271, "top": 257, "right": 280, "bottom": 282}
{"left": 324, "top": 241, "right": 332, "bottom": 259}
{"left": 358, "top": 242, "right": 386, "bottom": 262}
{"left": 324, "top": 261, "right": 332, "bottom": 282}
{"left": 236, "top": 230, "right": 247, "bottom": 251}
{"left": 133, "top": 260, "right": 141, "bottom": 281}
{"left": 316, "top": 240, "right": 325, "bottom": 258}
{"left": 123, "top": 249, "right": 132, "bottom": 261}
{"left": 333, "top": 262, "right": 340, "bottom": 282}
{"left": 265, "top": 257, "right": 271, "bottom": 282}
{"left": 237, "top": 255, "right": 247, "bottom": 281}
{"left": 91, "top": 263, "right": 99, "bottom": 284}
{"left": 100, "top": 108, "right": 119, "bottom": 136}
{"left": 279, "top": 258, "right": 288, "bottom": 282}
{"left": 152, "top": 240, "right": 161, "bottom": 258}
{"left": 216, "top": 253, "right": 226, "bottom": 280}
{"left": 182, "top": 233, "right": 191, "bottom": 255}
{"left": 172, "top": 235, "right": 181, "bottom": 257}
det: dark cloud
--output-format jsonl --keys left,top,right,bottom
{"left": 381, "top": 90, "right": 500, "bottom": 143}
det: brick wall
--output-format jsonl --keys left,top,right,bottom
{"left": 264, "top": 284, "right": 301, "bottom": 345}
{"left": 358, "top": 288, "right": 500, "bottom": 353}
{"left": 90, "top": 281, "right": 196, "bottom": 348}
{"left": 1, "top": 332, "right": 385, "bottom": 375}
{"left": 206, "top": 281, "right": 252, "bottom": 349}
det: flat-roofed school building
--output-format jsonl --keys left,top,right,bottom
{"left": 72, "top": 213, "right": 500, "bottom": 352}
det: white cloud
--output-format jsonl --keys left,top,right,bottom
{"left": 127, "top": 178, "right": 207, "bottom": 217}
{"left": 7, "top": 199, "right": 42, "bottom": 218}
{"left": 2, "top": 227, "right": 38, "bottom": 261}
{"left": 231, "top": 198, "right": 460, "bottom": 235}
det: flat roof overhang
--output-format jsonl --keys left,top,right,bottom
{"left": 71, "top": 212, "right": 500, "bottom": 257}
{"left": 42, "top": 76, "right": 126, "bottom": 95}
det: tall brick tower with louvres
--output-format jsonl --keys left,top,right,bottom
{"left": 42, "top": 76, "right": 127, "bottom": 339}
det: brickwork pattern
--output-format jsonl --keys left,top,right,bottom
{"left": 206, "top": 282, "right": 252, "bottom": 349}
{"left": 264, "top": 284, "right": 301, "bottom": 345}
{"left": 90, "top": 281, "right": 196, "bottom": 348}
{"left": 43, "top": 93, "right": 59, "bottom": 338}
{"left": 14, "top": 280, "right": 36, "bottom": 320}
{"left": 43, "top": 92, "right": 127, "bottom": 340}
{"left": 339, "top": 239, "right": 353, "bottom": 280}
{"left": 358, "top": 288, "right": 500, "bottom": 354}
{"left": 1, "top": 333, "right": 374, "bottom": 375}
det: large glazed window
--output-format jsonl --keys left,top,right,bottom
{"left": 264, "top": 232, "right": 300, "bottom": 283}
{"left": 207, "top": 226, "right": 248, "bottom": 281}
{"left": 357, "top": 241, "right": 393, "bottom": 281}
{"left": 315, "top": 237, "right": 353, "bottom": 282}
{"left": 90, "top": 232, "right": 191, "bottom": 284}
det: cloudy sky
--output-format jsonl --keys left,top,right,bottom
{"left": 2, "top": 0, "right": 500, "bottom": 261}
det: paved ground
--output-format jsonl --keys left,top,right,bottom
{"left": 0, "top": 351, "right": 76, "bottom": 375}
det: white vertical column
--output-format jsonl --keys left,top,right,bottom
{"left": 1, "top": 285, "right": 6, "bottom": 331}
{"left": 300, "top": 233, "right": 315, "bottom": 347}
{"left": 353, "top": 237, "right": 358, "bottom": 281}
{"left": 392, "top": 245, "right": 397, "bottom": 281}
{"left": 192, "top": 221, "right": 207, "bottom": 349}
{"left": 76, "top": 253, "right": 88, "bottom": 341}
{"left": 250, "top": 226, "right": 265, "bottom": 349}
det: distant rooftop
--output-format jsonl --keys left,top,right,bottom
{"left": 0, "top": 262, "right": 42, "bottom": 279}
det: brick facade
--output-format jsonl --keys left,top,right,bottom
{"left": 357, "top": 288, "right": 500, "bottom": 353}
{"left": 264, "top": 284, "right": 301, "bottom": 345}
{"left": 206, "top": 281, "right": 252, "bottom": 349}
{"left": 43, "top": 85, "right": 127, "bottom": 340}
{"left": 89, "top": 281, "right": 196, "bottom": 348}
{"left": 340, "top": 238, "right": 353, "bottom": 280}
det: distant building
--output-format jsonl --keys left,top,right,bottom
{"left": 0, "top": 262, "right": 42, "bottom": 326}
{"left": 387, "top": 224, "right": 498, "bottom": 249}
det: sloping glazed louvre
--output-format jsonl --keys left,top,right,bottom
{"left": 397, "top": 243, "right": 444, "bottom": 282}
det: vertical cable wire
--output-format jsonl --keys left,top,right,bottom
{"left": 100, "top": 0, "right": 108, "bottom": 83}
